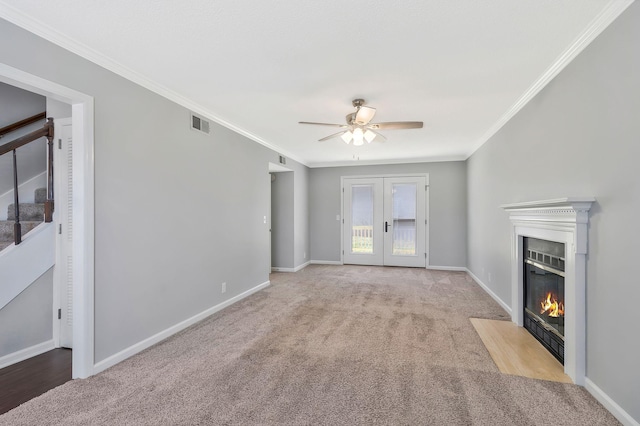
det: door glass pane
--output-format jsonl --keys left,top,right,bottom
{"left": 351, "top": 185, "right": 374, "bottom": 253}
{"left": 392, "top": 183, "right": 416, "bottom": 255}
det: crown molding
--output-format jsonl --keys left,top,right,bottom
{"left": 307, "top": 154, "right": 467, "bottom": 169}
{"left": 0, "top": 2, "right": 308, "bottom": 167}
{"left": 465, "top": 0, "right": 635, "bottom": 159}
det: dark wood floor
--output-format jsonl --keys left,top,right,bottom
{"left": 0, "top": 349, "right": 72, "bottom": 415}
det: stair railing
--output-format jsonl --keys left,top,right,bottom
{"left": 0, "top": 116, "right": 54, "bottom": 245}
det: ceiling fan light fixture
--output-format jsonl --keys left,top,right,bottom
{"left": 355, "top": 106, "right": 376, "bottom": 125}
{"left": 341, "top": 131, "right": 353, "bottom": 144}
{"left": 352, "top": 128, "right": 364, "bottom": 146}
{"left": 364, "top": 129, "right": 376, "bottom": 143}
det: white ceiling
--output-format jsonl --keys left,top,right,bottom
{"left": 0, "top": 1, "right": 631, "bottom": 167}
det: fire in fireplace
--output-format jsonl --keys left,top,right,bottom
{"left": 523, "top": 237, "right": 565, "bottom": 363}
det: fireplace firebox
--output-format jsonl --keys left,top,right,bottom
{"left": 523, "top": 237, "right": 565, "bottom": 363}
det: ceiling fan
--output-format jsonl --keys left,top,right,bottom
{"left": 299, "top": 99, "right": 423, "bottom": 145}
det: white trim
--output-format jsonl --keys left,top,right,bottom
{"left": 466, "top": 0, "right": 635, "bottom": 158}
{"left": 271, "top": 267, "right": 295, "bottom": 272}
{"left": 0, "top": 63, "right": 96, "bottom": 380}
{"left": 310, "top": 260, "right": 343, "bottom": 265}
{"left": 502, "top": 198, "right": 595, "bottom": 386}
{"left": 0, "top": 171, "right": 46, "bottom": 221}
{"left": 426, "top": 265, "right": 466, "bottom": 272}
{"left": 0, "top": 339, "right": 55, "bottom": 370}
{"left": 294, "top": 261, "right": 310, "bottom": 271}
{"left": 465, "top": 268, "right": 512, "bottom": 315}
{"left": 0, "top": 4, "right": 306, "bottom": 167}
{"left": 339, "top": 173, "right": 430, "bottom": 183}
{"left": 271, "top": 262, "right": 310, "bottom": 272}
{"left": 70, "top": 100, "right": 94, "bottom": 379}
{"left": 93, "top": 280, "right": 270, "bottom": 374}
{"left": 585, "top": 378, "right": 640, "bottom": 426}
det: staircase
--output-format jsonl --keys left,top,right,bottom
{"left": 0, "top": 188, "right": 46, "bottom": 251}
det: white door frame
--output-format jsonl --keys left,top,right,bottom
{"left": 0, "top": 63, "right": 95, "bottom": 379}
{"left": 340, "top": 173, "right": 430, "bottom": 267}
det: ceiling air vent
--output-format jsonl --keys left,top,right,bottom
{"left": 191, "top": 113, "right": 210, "bottom": 134}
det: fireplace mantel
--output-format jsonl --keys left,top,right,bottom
{"left": 501, "top": 197, "right": 595, "bottom": 385}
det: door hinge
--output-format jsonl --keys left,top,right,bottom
{"left": 58, "top": 139, "right": 62, "bottom": 149}
{"left": 342, "top": 187, "right": 344, "bottom": 193}
{"left": 425, "top": 252, "right": 427, "bottom": 258}
{"left": 58, "top": 308, "right": 61, "bottom": 319}
{"left": 58, "top": 224, "right": 62, "bottom": 234}
{"left": 425, "top": 219, "right": 427, "bottom": 225}
{"left": 342, "top": 250, "right": 344, "bottom": 255}
{"left": 425, "top": 185, "right": 428, "bottom": 191}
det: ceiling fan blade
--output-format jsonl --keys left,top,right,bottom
{"left": 368, "top": 129, "right": 387, "bottom": 143}
{"left": 318, "top": 130, "right": 348, "bottom": 142}
{"left": 299, "top": 121, "right": 348, "bottom": 128}
{"left": 354, "top": 106, "right": 376, "bottom": 125}
{"left": 368, "top": 121, "right": 423, "bottom": 130}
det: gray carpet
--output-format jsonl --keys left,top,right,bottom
{"left": 0, "top": 265, "right": 619, "bottom": 425}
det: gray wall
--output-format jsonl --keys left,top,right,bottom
{"left": 0, "top": 18, "right": 309, "bottom": 363}
{"left": 271, "top": 171, "right": 294, "bottom": 268}
{"left": 0, "top": 82, "right": 46, "bottom": 195}
{"left": 310, "top": 162, "right": 467, "bottom": 267}
{"left": 467, "top": 3, "right": 640, "bottom": 422}
{"left": 0, "top": 267, "right": 52, "bottom": 358}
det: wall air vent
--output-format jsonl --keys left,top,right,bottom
{"left": 190, "top": 113, "right": 210, "bottom": 134}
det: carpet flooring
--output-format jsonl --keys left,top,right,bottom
{"left": 0, "top": 265, "right": 619, "bottom": 425}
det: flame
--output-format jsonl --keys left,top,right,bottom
{"left": 540, "top": 293, "right": 564, "bottom": 318}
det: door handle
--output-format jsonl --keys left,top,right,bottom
{"left": 385, "top": 221, "right": 389, "bottom": 232}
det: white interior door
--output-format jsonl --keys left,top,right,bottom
{"left": 343, "top": 178, "right": 383, "bottom": 265}
{"left": 343, "top": 176, "right": 427, "bottom": 268}
{"left": 54, "top": 118, "right": 73, "bottom": 348}
{"left": 383, "top": 177, "right": 426, "bottom": 267}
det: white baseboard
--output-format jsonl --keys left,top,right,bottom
{"left": 427, "top": 265, "right": 467, "bottom": 271}
{"left": 585, "top": 378, "right": 639, "bottom": 426}
{"left": 93, "top": 280, "right": 270, "bottom": 374}
{"left": 310, "top": 260, "right": 342, "bottom": 265}
{"left": 465, "top": 268, "right": 512, "bottom": 315}
{"left": 0, "top": 339, "right": 55, "bottom": 369}
{"left": 271, "top": 261, "right": 311, "bottom": 273}
{"left": 294, "top": 261, "right": 310, "bottom": 272}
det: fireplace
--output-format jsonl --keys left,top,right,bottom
{"left": 523, "top": 237, "right": 565, "bottom": 363}
{"left": 502, "top": 198, "right": 594, "bottom": 385}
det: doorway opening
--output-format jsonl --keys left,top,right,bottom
{"left": 0, "top": 62, "right": 95, "bottom": 379}
{"left": 268, "top": 162, "right": 293, "bottom": 272}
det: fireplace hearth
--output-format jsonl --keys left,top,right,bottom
{"left": 523, "top": 237, "right": 565, "bottom": 363}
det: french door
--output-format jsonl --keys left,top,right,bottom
{"left": 343, "top": 176, "right": 427, "bottom": 267}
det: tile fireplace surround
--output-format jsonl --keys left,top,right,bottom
{"left": 502, "top": 198, "right": 595, "bottom": 385}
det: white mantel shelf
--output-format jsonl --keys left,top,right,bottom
{"left": 501, "top": 197, "right": 596, "bottom": 386}
{"left": 501, "top": 197, "right": 596, "bottom": 212}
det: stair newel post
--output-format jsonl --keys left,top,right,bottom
{"left": 12, "top": 149, "right": 21, "bottom": 245}
{"left": 44, "top": 118, "right": 54, "bottom": 223}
